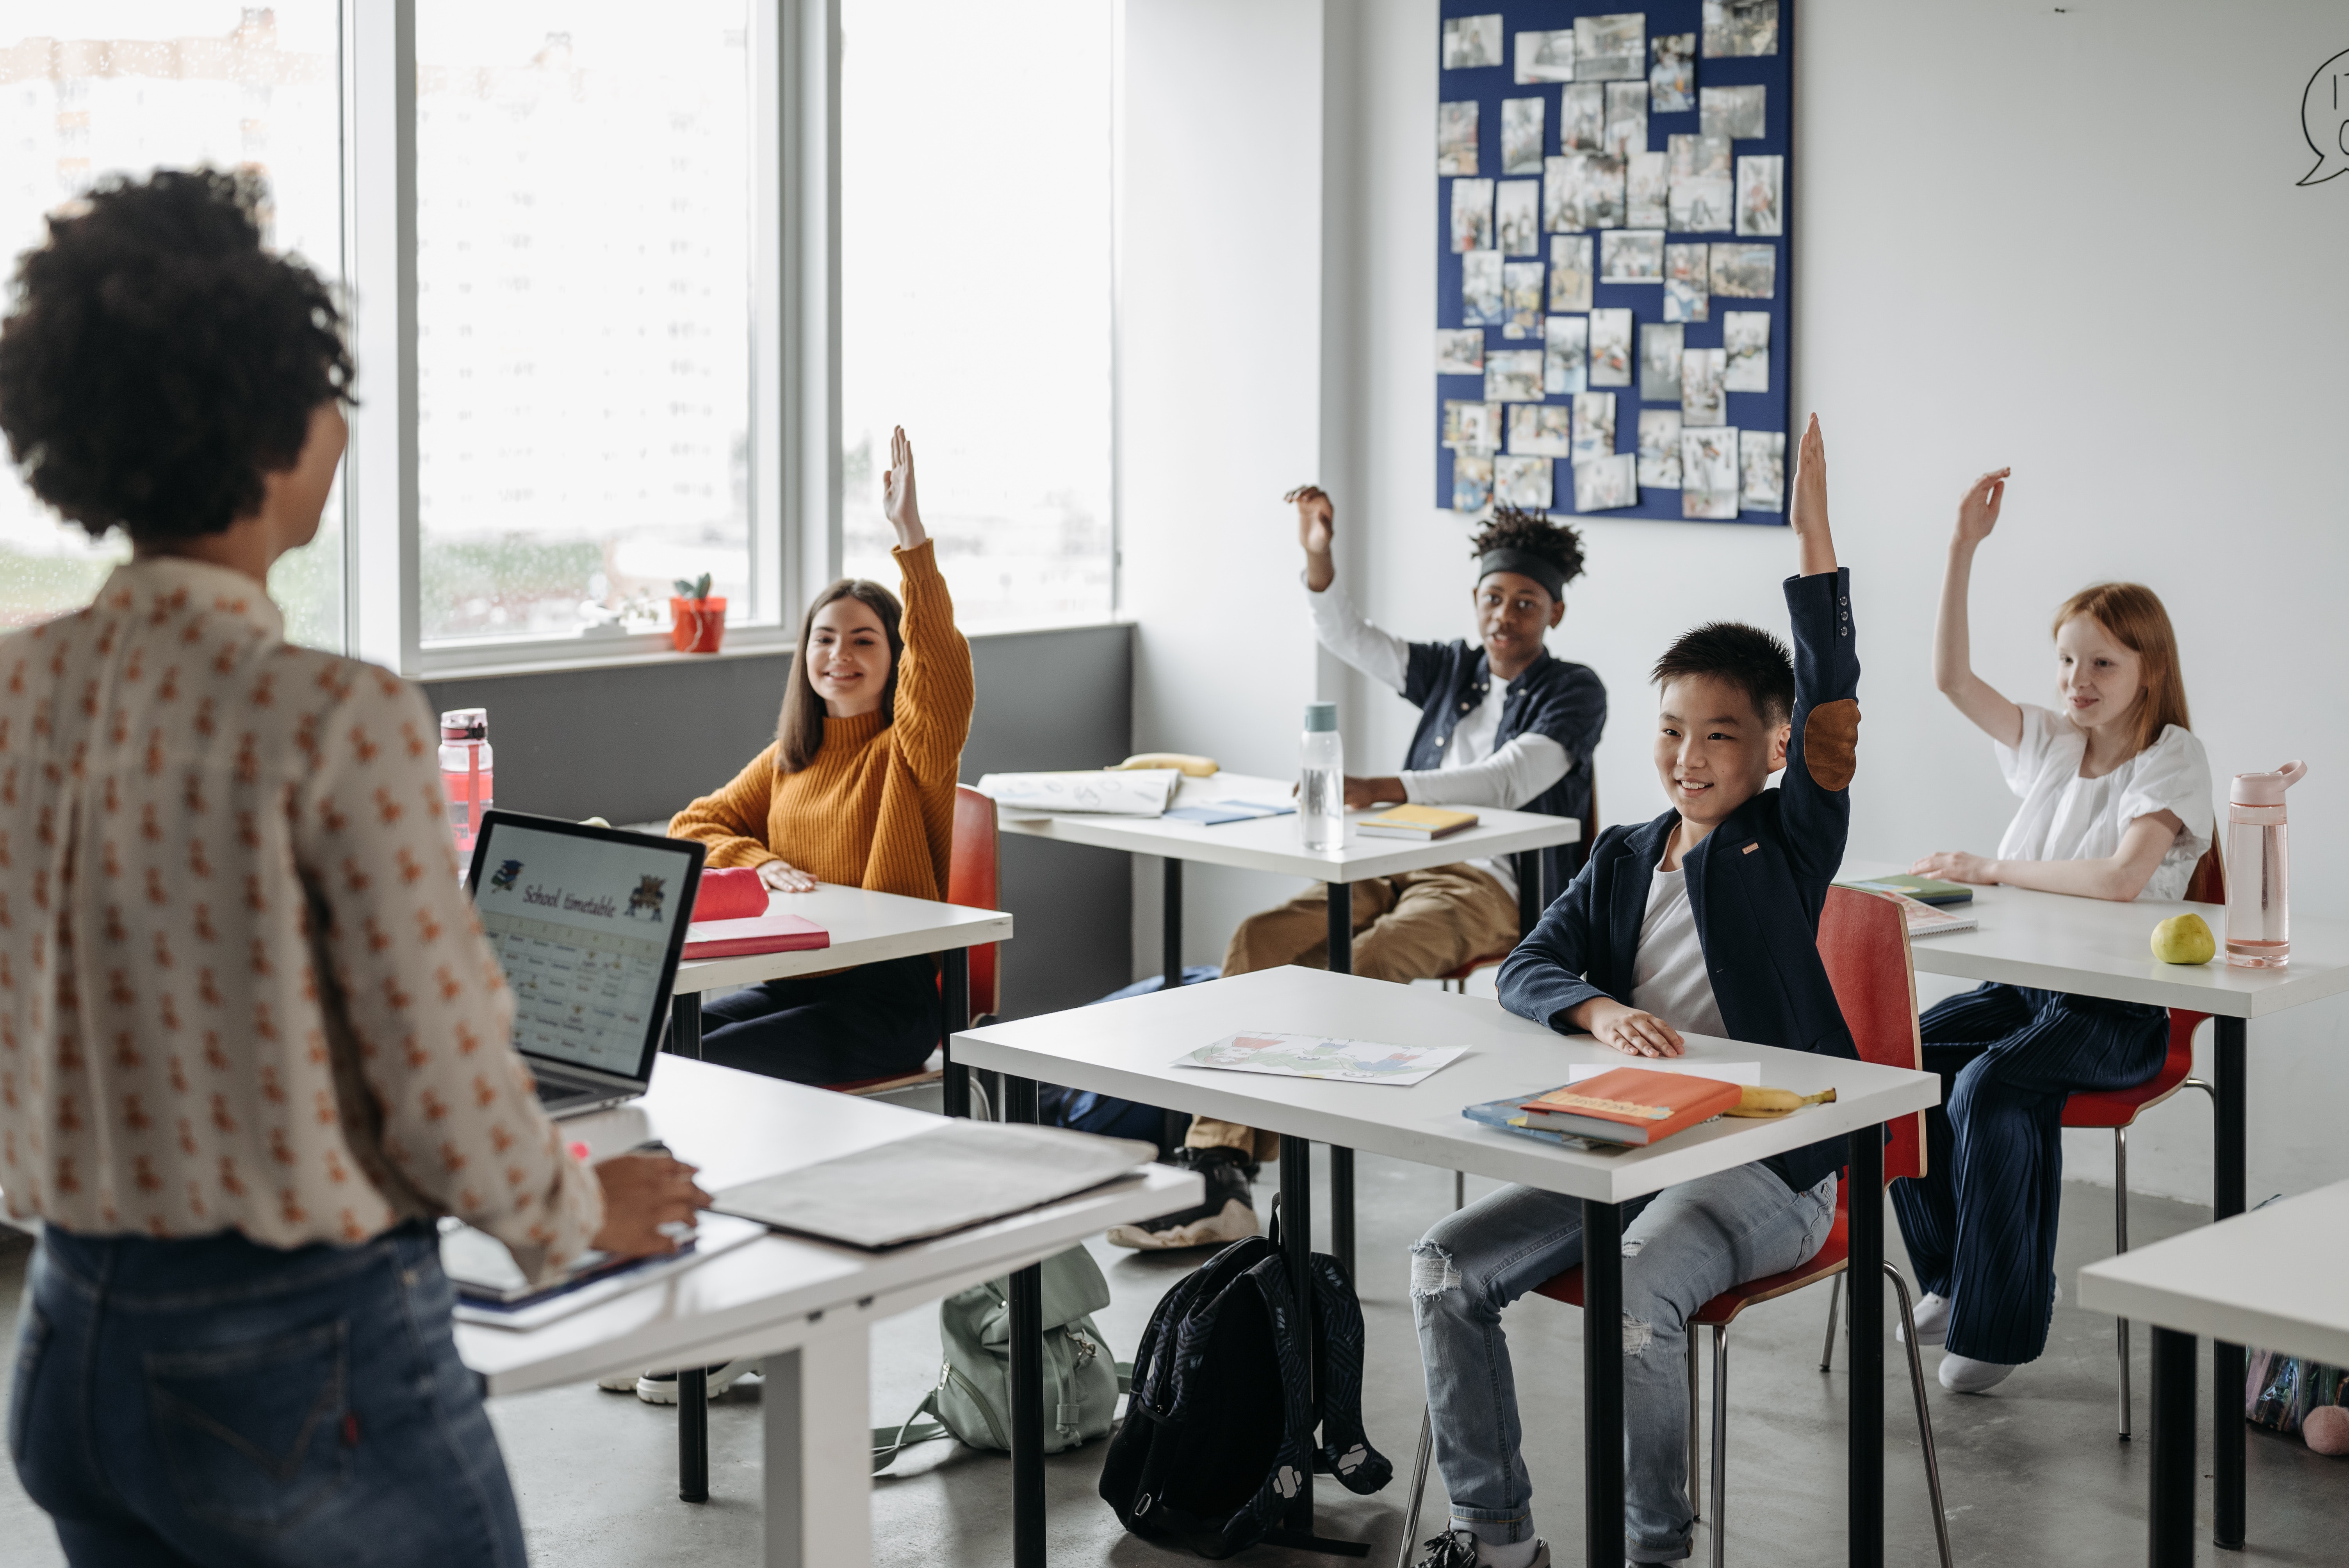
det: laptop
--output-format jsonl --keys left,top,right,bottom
{"left": 464, "top": 810, "right": 706, "bottom": 1118}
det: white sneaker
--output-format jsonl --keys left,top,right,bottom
{"left": 596, "top": 1369, "right": 643, "bottom": 1393}
{"left": 1937, "top": 1352, "right": 2016, "bottom": 1393}
{"left": 634, "top": 1359, "right": 761, "bottom": 1404}
{"left": 1898, "top": 1292, "right": 1950, "bottom": 1346}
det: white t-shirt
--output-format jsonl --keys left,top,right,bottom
{"left": 1629, "top": 862, "right": 1728, "bottom": 1039}
{"left": 1993, "top": 703, "right": 2216, "bottom": 903}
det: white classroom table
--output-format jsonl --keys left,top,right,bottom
{"left": 953, "top": 966, "right": 1940, "bottom": 1568}
{"left": 458, "top": 1056, "right": 1199, "bottom": 1568}
{"left": 2078, "top": 1180, "right": 2349, "bottom": 1568}
{"left": 996, "top": 770, "right": 1583, "bottom": 1270}
{"left": 1838, "top": 857, "right": 2349, "bottom": 1551}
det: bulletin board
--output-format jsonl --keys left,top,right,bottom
{"left": 1435, "top": 1, "right": 1793, "bottom": 526}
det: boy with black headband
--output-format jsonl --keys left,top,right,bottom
{"left": 1108, "top": 491, "right": 1606, "bottom": 1250}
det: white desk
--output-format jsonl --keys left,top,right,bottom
{"left": 2077, "top": 1180, "right": 2349, "bottom": 1568}
{"left": 458, "top": 1057, "right": 1198, "bottom": 1568}
{"left": 953, "top": 967, "right": 1939, "bottom": 1568}
{"left": 1839, "top": 857, "right": 2349, "bottom": 1550}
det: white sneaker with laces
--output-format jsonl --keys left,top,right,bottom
{"left": 1937, "top": 1351, "right": 2016, "bottom": 1393}
{"left": 1898, "top": 1291, "right": 1950, "bottom": 1346}
{"left": 633, "top": 1358, "right": 762, "bottom": 1404}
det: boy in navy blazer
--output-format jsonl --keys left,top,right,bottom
{"left": 1405, "top": 418, "right": 1859, "bottom": 1568}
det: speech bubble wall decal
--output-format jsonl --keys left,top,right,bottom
{"left": 2302, "top": 49, "right": 2349, "bottom": 186}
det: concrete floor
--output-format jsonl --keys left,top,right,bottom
{"left": 4, "top": 1156, "right": 2343, "bottom": 1568}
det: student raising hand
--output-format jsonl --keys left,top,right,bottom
{"left": 1953, "top": 465, "right": 2010, "bottom": 549}
{"left": 1787, "top": 413, "right": 1837, "bottom": 576}
{"left": 1287, "top": 484, "right": 1336, "bottom": 592}
{"left": 881, "top": 425, "right": 927, "bottom": 550}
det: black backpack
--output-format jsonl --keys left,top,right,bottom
{"left": 1099, "top": 1235, "right": 1393, "bottom": 1557}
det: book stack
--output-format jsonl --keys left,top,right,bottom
{"left": 1357, "top": 804, "right": 1479, "bottom": 840}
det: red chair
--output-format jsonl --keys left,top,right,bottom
{"left": 1436, "top": 780, "right": 1598, "bottom": 995}
{"left": 2057, "top": 844, "right": 2223, "bottom": 1438}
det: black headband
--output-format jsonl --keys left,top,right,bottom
{"left": 1477, "top": 548, "right": 1567, "bottom": 602}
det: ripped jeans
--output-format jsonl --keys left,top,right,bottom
{"left": 1411, "top": 1164, "right": 1837, "bottom": 1563}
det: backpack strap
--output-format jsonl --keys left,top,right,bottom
{"left": 1306, "top": 1251, "right": 1395, "bottom": 1495}
{"left": 870, "top": 1383, "right": 951, "bottom": 1474}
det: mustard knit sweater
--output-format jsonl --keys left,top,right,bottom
{"left": 669, "top": 541, "right": 973, "bottom": 901}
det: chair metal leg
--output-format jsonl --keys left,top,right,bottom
{"left": 1686, "top": 1329, "right": 1702, "bottom": 1522}
{"left": 1394, "top": 1404, "right": 1434, "bottom": 1568}
{"left": 1708, "top": 1325, "right": 1729, "bottom": 1568}
{"left": 2115, "top": 1126, "right": 2132, "bottom": 1440}
{"left": 1886, "top": 1263, "right": 1955, "bottom": 1568}
{"left": 1819, "top": 1272, "right": 1843, "bottom": 1372}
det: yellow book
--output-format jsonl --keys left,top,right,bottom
{"left": 1356, "top": 804, "right": 1479, "bottom": 841}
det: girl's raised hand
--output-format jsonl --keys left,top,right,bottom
{"left": 881, "top": 426, "right": 927, "bottom": 549}
{"left": 1953, "top": 467, "right": 2010, "bottom": 549}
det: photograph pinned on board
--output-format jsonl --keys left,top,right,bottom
{"left": 1544, "top": 312, "right": 1589, "bottom": 393}
{"left": 1483, "top": 349, "right": 1545, "bottom": 403}
{"left": 1722, "top": 310, "right": 1770, "bottom": 391}
{"left": 1650, "top": 32, "right": 1696, "bottom": 113}
{"left": 1574, "top": 452, "right": 1639, "bottom": 513}
{"left": 1679, "top": 426, "right": 1741, "bottom": 519}
{"left": 1740, "top": 428, "right": 1786, "bottom": 511}
{"left": 1438, "top": 102, "right": 1481, "bottom": 176}
{"left": 1638, "top": 408, "right": 1684, "bottom": 488}
{"left": 1461, "top": 250, "right": 1505, "bottom": 324}
{"left": 1444, "top": 14, "right": 1504, "bottom": 70}
{"left": 1626, "top": 151, "right": 1670, "bottom": 228}
{"left": 1497, "top": 180, "right": 1542, "bottom": 256}
{"left": 1571, "top": 390, "right": 1618, "bottom": 463}
{"left": 1501, "top": 262, "right": 1544, "bottom": 338}
{"left": 1604, "top": 82, "right": 1649, "bottom": 158}
{"left": 1640, "top": 323, "right": 1685, "bottom": 402}
{"left": 1453, "top": 451, "right": 1496, "bottom": 514}
{"left": 1599, "top": 228, "right": 1664, "bottom": 283}
{"left": 1668, "top": 134, "right": 1734, "bottom": 232}
{"left": 1703, "top": 0, "right": 1779, "bottom": 59}
{"left": 1442, "top": 398, "right": 1503, "bottom": 452}
{"left": 1575, "top": 13, "right": 1645, "bottom": 82}
{"left": 1735, "top": 155, "right": 1783, "bottom": 237}
{"left": 1436, "top": 329, "right": 1486, "bottom": 378}
{"left": 1509, "top": 403, "right": 1574, "bottom": 458}
{"left": 1559, "top": 83, "right": 1606, "bottom": 152}
{"left": 1587, "top": 307, "right": 1633, "bottom": 387}
{"left": 1550, "top": 153, "right": 1627, "bottom": 232}
{"left": 1680, "top": 347, "right": 1727, "bottom": 425}
{"left": 1664, "top": 242, "right": 1710, "bottom": 323}
{"left": 1709, "top": 242, "right": 1777, "bottom": 298}
{"left": 1700, "top": 85, "right": 1767, "bottom": 141}
{"left": 1515, "top": 28, "right": 1576, "bottom": 84}
{"left": 1451, "top": 178, "right": 1495, "bottom": 253}
{"left": 1548, "top": 234, "right": 1595, "bottom": 312}
{"left": 1501, "top": 98, "right": 1546, "bottom": 176}
{"left": 1495, "top": 453, "right": 1555, "bottom": 511}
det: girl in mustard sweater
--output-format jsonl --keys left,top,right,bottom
{"left": 670, "top": 427, "right": 975, "bottom": 1085}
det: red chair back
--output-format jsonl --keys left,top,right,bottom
{"left": 948, "top": 784, "right": 1000, "bottom": 1021}
{"left": 2062, "top": 843, "right": 2225, "bottom": 1129}
{"left": 1817, "top": 886, "right": 1926, "bottom": 1184}
{"left": 2183, "top": 842, "right": 2225, "bottom": 906}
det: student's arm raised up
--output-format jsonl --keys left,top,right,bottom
{"left": 880, "top": 426, "right": 974, "bottom": 786}
{"left": 1933, "top": 467, "right": 2024, "bottom": 748}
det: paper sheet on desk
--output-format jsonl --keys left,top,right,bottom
{"left": 1567, "top": 1060, "right": 1759, "bottom": 1085}
{"left": 976, "top": 769, "right": 1180, "bottom": 818}
{"left": 1179, "top": 1031, "right": 1466, "bottom": 1086}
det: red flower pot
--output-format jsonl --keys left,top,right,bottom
{"left": 669, "top": 596, "right": 727, "bottom": 653}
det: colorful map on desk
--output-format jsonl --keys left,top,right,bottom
{"left": 1178, "top": 1032, "right": 1465, "bottom": 1086}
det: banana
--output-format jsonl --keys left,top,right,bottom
{"left": 1723, "top": 1085, "right": 1837, "bottom": 1119}
{"left": 1111, "top": 752, "right": 1220, "bottom": 777}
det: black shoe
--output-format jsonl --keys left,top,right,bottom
{"left": 1410, "top": 1530, "right": 1483, "bottom": 1568}
{"left": 1105, "top": 1146, "right": 1259, "bottom": 1250}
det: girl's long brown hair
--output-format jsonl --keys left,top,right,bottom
{"left": 2051, "top": 582, "right": 2189, "bottom": 759}
{"left": 777, "top": 578, "right": 904, "bottom": 773}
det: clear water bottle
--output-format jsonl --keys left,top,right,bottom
{"left": 2224, "top": 761, "right": 2305, "bottom": 968}
{"left": 1300, "top": 701, "right": 1344, "bottom": 852}
{"left": 439, "top": 707, "right": 495, "bottom": 863}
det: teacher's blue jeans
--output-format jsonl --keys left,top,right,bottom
{"left": 1412, "top": 1165, "right": 1837, "bottom": 1563}
{"left": 10, "top": 1222, "right": 528, "bottom": 1568}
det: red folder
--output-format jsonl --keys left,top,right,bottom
{"left": 1515, "top": 1066, "right": 1742, "bottom": 1146}
{"left": 681, "top": 912, "right": 829, "bottom": 960}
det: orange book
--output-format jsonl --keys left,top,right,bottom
{"left": 1515, "top": 1066, "right": 1743, "bottom": 1146}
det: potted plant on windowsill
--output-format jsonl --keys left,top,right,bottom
{"left": 669, "top": 574, "right": 727, "bottom": 653}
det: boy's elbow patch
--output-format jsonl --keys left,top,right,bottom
{"left": 1804, "top": 698, "right": 1860, "bottom": 791}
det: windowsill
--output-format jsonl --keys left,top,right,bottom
{"left": 413, "top": 617, "right": 1131, "bottom": 682}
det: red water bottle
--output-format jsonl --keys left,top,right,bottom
{"left": 438, "top": 708, "right": 494, "bottom": 861}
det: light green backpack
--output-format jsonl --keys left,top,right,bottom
{"left": 870, "top": 1244, "right": 1126, "bottom": 1471}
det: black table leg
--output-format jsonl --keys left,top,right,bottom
{"left": 1583, "top": 1197, "right": 1625, "bottom": 1568}
{"left": 2150, "top": 1325, "right": 2198, "bottom": 1568}
{"left": 667, "top": 991, "right": 702, "bottom": 1059}
{"left": 1004, "top": 1073, "right": 1045, "bottom": 1568}
{"left": 2212, "top": 1014, "right": 2246, "bottom": 1548}
{"left": 1323, "top": 881, "right": 1356, "bottom": 1279}
{"left": 1164, "top": 856, "right": 1184, "bottom": 988}
{"left": 1280, "top": 1134, "right": 1319, "bottom": 1531}
{"left": 1847, "top": 1128, "right": 1885, "bottom": 1568}
{"left": 677, "top": 1365, "right": 708, "bottom": 1502}
{"left": 942, "top": 947, "right": 970, "bottom": 1119}
{"left": 1515, "top": 849, "right": 1540, "bottom": 939}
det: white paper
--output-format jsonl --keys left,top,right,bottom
{"left": 1567, "top": 1059, "right": 1760, "bottom": 1085}
{"left": 975, "top": 769, "right": 1179, "bottom": 817}
{"left": 1178, "top": 1032, "right": 1467, "bottom": 1087}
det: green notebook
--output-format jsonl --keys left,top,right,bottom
{"left": 1835, "top": 873, "right": 1975, "bottom": 907}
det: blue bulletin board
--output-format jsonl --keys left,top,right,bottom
{"left": 1435, "top": 1, "right": 1793, "bottom": 525}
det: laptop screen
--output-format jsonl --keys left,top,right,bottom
{"left": 465, "top": 812, "right": 705, "bottom": 1082}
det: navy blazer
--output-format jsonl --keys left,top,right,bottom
{"left": 1497, "top": 568, "right": 1861, "bottom": 1193}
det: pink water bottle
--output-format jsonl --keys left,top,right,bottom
{"left": 2224, "top": 761, "right": 2306, "bottom": 969}
{"left": 439, "top": 708, "right": 494, "bottom": 861}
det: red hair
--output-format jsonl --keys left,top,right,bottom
{"left": 2051, "top": 582, "right": 2189, "bottom": 759}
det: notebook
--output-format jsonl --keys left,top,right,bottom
{"left": 1879, "top": 890, "right": 1978, "bottom": 939}
{"left": 442, "top": 1212, "right": 768, "bottom": 1330}
{"left": 1356, "top": 804, "right": 1479, "bottom": 840}
{"left": 681, "top": 911, "right": 829, "bottom": 960}
{"left": 1835, "top": 873, "right": 1974, "bottom": 906}
{"left": 1512, "top": 1066, "right": 1743, "bottom": 1146}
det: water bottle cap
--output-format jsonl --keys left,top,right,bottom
{"left": 1303, "top": 702, "right": 1338, "bottom": 734}
{"left": 2230, "top": 760, "right": 2306, "bottom": 807}
{"left": 440, "top": 707, "right": 488, "bottom": 742}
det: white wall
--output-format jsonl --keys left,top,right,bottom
{"left": 1120, "top": 0, "right": 2349, "bottom": 1205}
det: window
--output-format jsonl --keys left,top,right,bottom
{"left": 0, "top": 2, "right": 345, "bottom": 650}
{"left": 838, "top": 0, "right": 1114, "bottom": 631}
{"left": 413, "top": 1, "right": 756, "bottom": 647}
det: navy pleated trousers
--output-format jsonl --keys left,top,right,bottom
{"left": 1890, "top": 982, "right": 2167, "bottom": 1364}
